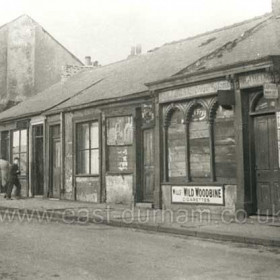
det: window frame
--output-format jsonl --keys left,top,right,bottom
{"left": 11, "top": 128, "right": 28, "bottom": 177}
{"left": 75, "top": 118, "right": 100, "bottom": 177}
{"left": 163, "top": 99, "right": 232, "bottom": 186}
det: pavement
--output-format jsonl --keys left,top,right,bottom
{"left": 0, "top": 195, "right": 280, "bottom": 248}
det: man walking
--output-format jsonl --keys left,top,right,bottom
{"left": 5, "top": 157, "right": 21, "bottom": 200}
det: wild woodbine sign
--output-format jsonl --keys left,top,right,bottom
{"left": 171, "top": 186, "right": 224, "bottom": 205}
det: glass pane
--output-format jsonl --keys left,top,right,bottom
{"left": 168, "top": 110, "right": 186, "bottom": 178}
{"left": 255, "top": 96, "right": 276, "bottom": 113}
{"left": 189, "top": 120, "right": 210, "bottom": 179}
{"left": 90, "top": 122, "right": 99, "bottom": 149}
{"left": 77, "top": 123, "right": 89, "bottom": 150}
{"left": 20, "top": 153, "right": 27, "bottom": 175}
{"left": 91, "top": 149, "right": 99, "bottom": 174}
{"left": 77, "top": 150, "right": 89, "bottom": 174}
{"left": 20, "top": 130, "right": 27, "bottom": 153}
{"left": 13, "top": 131, "right": 20, "bottom": 154}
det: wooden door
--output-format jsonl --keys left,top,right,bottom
{"left": 50, "top": 125, "right": 61, "bottom": 198}
{"left": 142, "top": 129, "right": 154, "bottom": 202}
{"left": 254, "top": 114, "right": 280, "bottom": 215}
{"left": 32, "top": 125, "right": 44, "bottom": 196}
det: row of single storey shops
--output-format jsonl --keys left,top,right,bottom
{"left": 0, "top": 13, "right": 280, "bottom": 218}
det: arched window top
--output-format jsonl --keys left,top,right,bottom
{"left": 253, "top": 94, "right": 276, "bottom": 113}
{"left": 168, "top": 109, "right": 184, "bottom": 126}
{"left": 190, "top": 104, "right": 207, "bottom": 122}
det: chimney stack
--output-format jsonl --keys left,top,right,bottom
{"left": 272, "top": 0, "right": 280, "bottom": 17}
{"left": 85, "top": 56, "right": 92, "bottom": 66}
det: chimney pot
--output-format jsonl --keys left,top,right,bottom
{"left": 130, "top": 46, "right": 136, "bottom": 56}
{"left": 85, "top": 56, "right": 92, "bottom": 66}
{"left": 136, "top": 44, "right": 142, "bottom": 55}
{"left": 272, "top": 0, "right": 280, "bottom": 17}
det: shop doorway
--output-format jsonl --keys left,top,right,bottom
{"left": 32, "top": 125, "right": 44, "bottom": 196}
{"left": 252, "top": 94, "right": 280, "bottom": 215}
{"left": 49, "top": 125, "right": 61, "bottom": 198}
{"left": 141, "top": 128, "right": 155, "bottom": 203}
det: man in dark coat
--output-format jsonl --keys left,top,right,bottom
{"left": 5, "top": 157, "right": 21, "bottom": 199}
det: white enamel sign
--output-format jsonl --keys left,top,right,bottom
{"left": 172, "top": 186, "right": 224, "bottom": 205}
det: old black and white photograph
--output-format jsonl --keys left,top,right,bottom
{"left": 0, "top": 0, "right": 279, "bottom": 279}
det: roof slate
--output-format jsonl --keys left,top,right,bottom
{"left": 0, "top": 13, "right": 276, "bottom": 122}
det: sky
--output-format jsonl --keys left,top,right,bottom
{"left": 0, "top": 0, "right": 272, "bottom": 65}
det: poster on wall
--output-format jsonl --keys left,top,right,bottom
{"left": 171, "top": 186, "right": 224, "bottom": 205}
{"left": 107, "top": 116, "right": 133, "bottom": 145}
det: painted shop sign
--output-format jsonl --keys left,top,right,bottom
{"left": 172, "top": 186, "right": 224, "bottom": 205}
{"left": 159, "top": 80, "right": 232, "bottom": 103}
{"left": 239, "top": 72, "right": 272, "bottom": 89}
{"left": 264, "top": 83, "right": 279, "bottom": 99}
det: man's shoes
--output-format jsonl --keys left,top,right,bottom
{"left": 4, "top": 194, "right": 6, "bottom": 198}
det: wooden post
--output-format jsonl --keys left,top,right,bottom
{"left": 60, "top": 112, "right": 65, "bottom": 198}
{"left": 153, "top": 95, "right": 162, "bottom": 208}
{"left": 209, "top": 120, "right": 216, "bottom": 182}
{"left": 185, "top": 121, "right": 191, "bottom": 182}
{"left": 233, "top": 76, "right": 246, "bottom": 213}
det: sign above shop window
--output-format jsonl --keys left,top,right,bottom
{"left": 264, "top": 83, "right": 279, "bottom": 99}
{"left": 171, "top": 186, "right": 224, "bottom": 205}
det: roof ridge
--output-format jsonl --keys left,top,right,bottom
{"left": 150, "top": 12, "right": 272, "bottom": 50}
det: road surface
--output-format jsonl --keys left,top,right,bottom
{"left": 0, "top": 219, "right": 279, "bottom": 280}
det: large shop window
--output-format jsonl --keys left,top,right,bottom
{"left": 189, "top": 105, "right": 210, "bottom": 180}
{"left": 12, "top": 129, "right": 27, "bottom": 176}
{"left": 106, "top": 116, "right": 133, "bottom": 173}
{"left": 214, "top": 106, "right": 235, "bottom": 179}
{"left": 165, "top": 100, "right": 235, "bottom": 183}
{"left": 76, "top": 121, "right": 99, "bottom": 175}
{"left": 168, "top": 110, "right": 186, "bottom": 179}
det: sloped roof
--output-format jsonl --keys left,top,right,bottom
{"left": 0, "top": 12, "right": 277, "bottom": 122}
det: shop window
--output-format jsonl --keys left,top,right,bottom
{"left": 76, "top": 121, "right": 99, "bottom": 175}
{"left": 189, "top": 105, "right": 210, "bottom": 180}
{"left": 1, "top": 131, "right": 10, "bottom": 161}
{"left": 167, "top": 109, "right": 186, "bottom": 179}
{"left": 214, "top": 106, "right": 236, "bottom": 179}
{"left": 12, "top": 129, "right": 27, "bottom": 176}
{"left": 106, "top": 116, "right": 133, "bottom": 173}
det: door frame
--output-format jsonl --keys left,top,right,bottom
{"left": 49, "top": 124, "right": 61, "bottom": 199}
{"left": 140, "top": 127, "right": 155, "bottom": 203}
{"left": 249, "top": 91, "right": 279, "bottom": 215}
{"left": 31, "top": 124, "right": 44, "bottom": 196}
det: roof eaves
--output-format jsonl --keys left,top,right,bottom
{"left": 44, "top": 90, "right": 150, "bottom": 116}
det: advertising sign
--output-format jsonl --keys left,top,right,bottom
{"left": 172, "top": 186, "right": 224, "bottom": 205}
{"left": 264, "top": 83, "right": 279, "bottom": 99}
